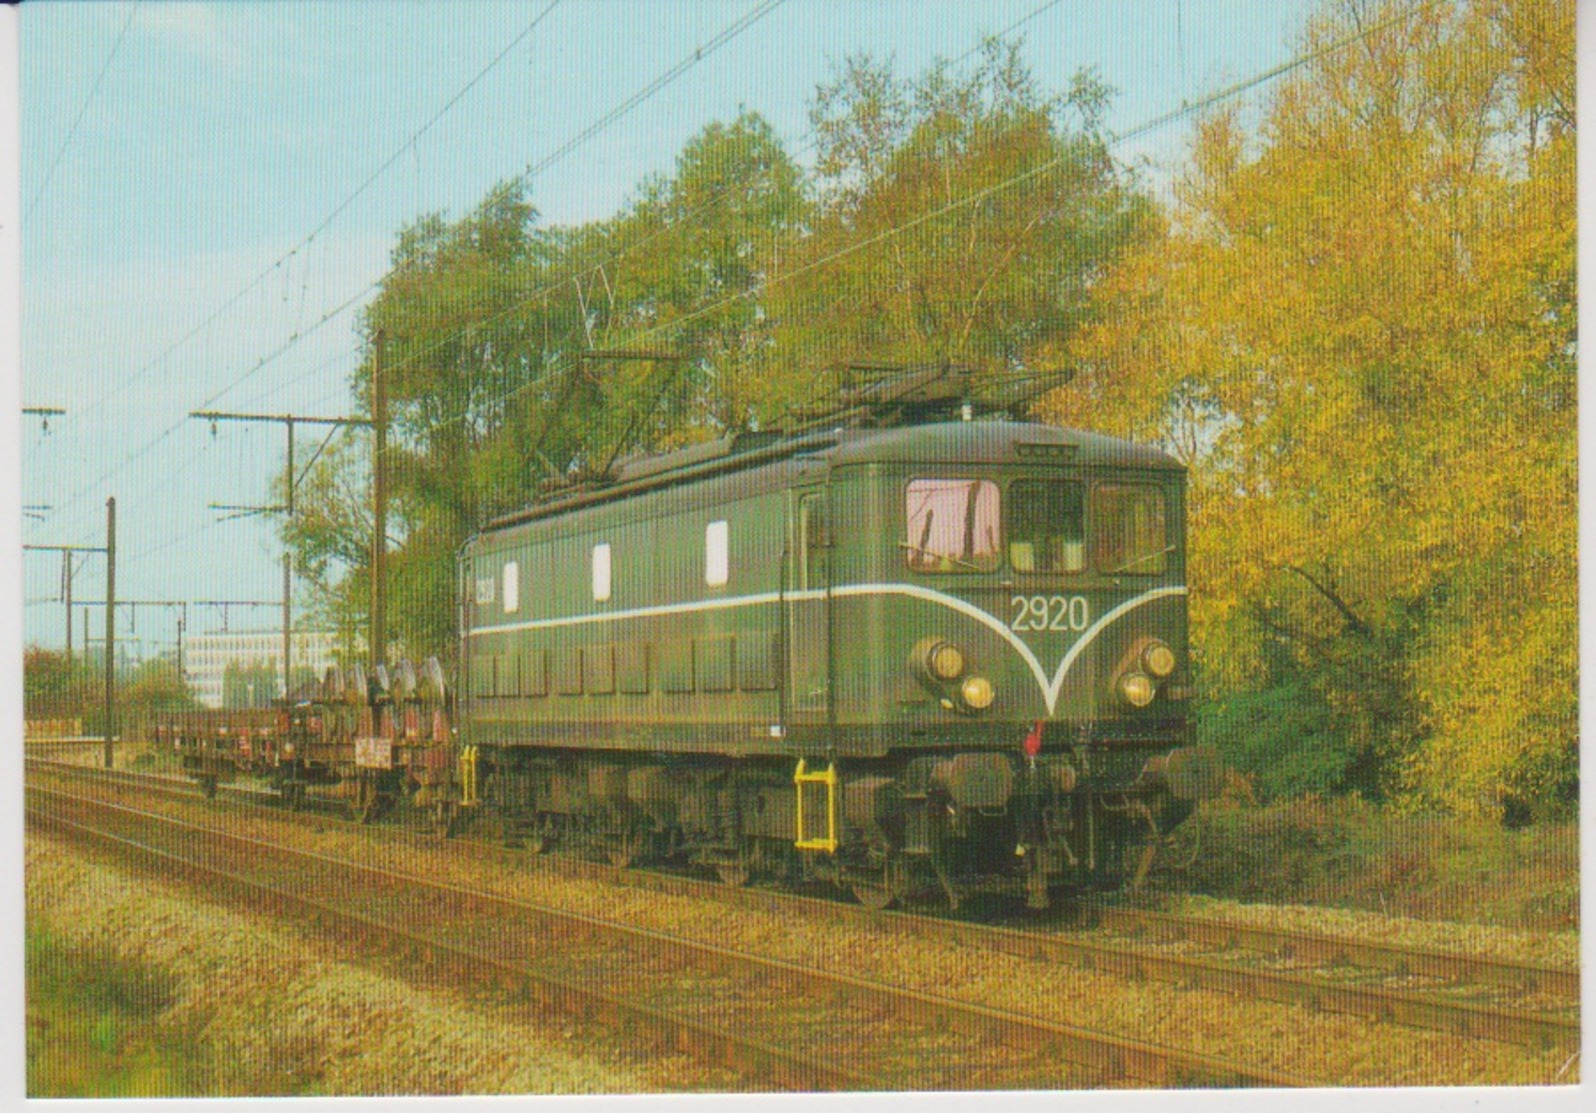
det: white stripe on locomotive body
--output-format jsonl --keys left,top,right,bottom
{"left": 468, "top": 583, "right": 1187, "bottom": 716}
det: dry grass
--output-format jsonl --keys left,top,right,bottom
{"left": 25, "top": 831, "right": 736, "bottom": 1098}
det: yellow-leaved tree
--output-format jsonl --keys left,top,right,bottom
{"left": 1058, "top": 0, "right": 1574, "bottom": 817}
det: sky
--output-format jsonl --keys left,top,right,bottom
{"left": 14, "top": 0, "right": 1325, "bottom": 660}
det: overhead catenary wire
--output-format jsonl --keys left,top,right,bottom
{"left": 45, "top": 0, "right": 789, "bottom": 541}
{"left": 25, "top": 1, "right": 139, "bottom": 226}
{"left": 64, "top": 0, "right": 568, "bottom": 435}
{"left": 369, "top": 0, "right": 1431, "bottom": 465}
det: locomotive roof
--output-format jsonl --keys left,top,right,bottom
{"left": 821, "top": 420, "right": 1183, "bottom": 471}
{"left": 479, "top": 419, "right": 1181, "bottom": 535}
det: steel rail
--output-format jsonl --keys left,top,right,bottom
{"left": 1080, "top": 903, "right": 1581, "bottom": 1000}
{"left": 28, "top": 783, "right": 1308, "bottom": 1091}
{"left": 26, "top": 794, "right": 878, "bottom": 1094}
{"left": 28, "top": 758, "right": 1578, "bottom": 1051}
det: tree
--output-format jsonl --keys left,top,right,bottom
{"left": 1063, "top": 0, "right": 1575, "bottom": 816}
{"left": 769, "top": 41, "right": 1155, "bottom": 400}
{"left": 288, "top": 117, "right": 808, "bottom": 657}
{"left": 222, "top": 659, "right": 278, "bottom": 708}
{"left": 24, "top": 646, "right": 94, "bottom": 721}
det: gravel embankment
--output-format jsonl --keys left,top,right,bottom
{"left": 26, "top": 831, "right": 738, "bottom": 1097}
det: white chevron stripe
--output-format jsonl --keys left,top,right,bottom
{"left": 469, "top": 582, "right": 1187, "bottom": 714}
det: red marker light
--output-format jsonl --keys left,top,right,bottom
{"left": 1023, "top": 720, "right": 1044, "bottom": 758}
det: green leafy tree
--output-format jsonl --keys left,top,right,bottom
{"left": 769, "top": 41, "right": 1155, "bottom": 399}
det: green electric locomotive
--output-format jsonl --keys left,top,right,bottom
{"left": 460, "top": 369, "right": 1218, "bottom": 909}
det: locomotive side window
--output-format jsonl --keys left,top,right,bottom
{"left": 1008, "top": 480, "right": 1085, "bottom": 573}
{"left": 705, "top": 520, "right": 729, "bottom": 587}
{"left": 592, "top": 543, "right": 612, "bottom": 602}
{"left": 502, "top": 561, "right": 520, "bottom": 613}
{"left": 1093, "top": 484, "right": 1169, "bottom": 574}
{"left": 903, "top": 479, "right": 1000, "bottom": 573}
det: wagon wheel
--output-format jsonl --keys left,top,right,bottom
{"left": 371, "top": 789, "right": 398, "bottom": 823}
{"left": 429, "top": 800, "right": 457, "bottom": 839}
{"left": 199, "top": 774, "right": 219, "bottom": 800}
{"left": 349, "top": 775, "right": 380, "bottom": 825}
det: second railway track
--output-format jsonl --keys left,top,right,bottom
{"left": 27, "top": 780, "right": 1308, "bottom": 1092}
{"left": 27, "top": 757, "right": 1579, "bottom": 1065}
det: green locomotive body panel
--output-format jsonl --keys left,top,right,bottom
{"left": 460, "top": 419, "right": 1190, "bottom": 780}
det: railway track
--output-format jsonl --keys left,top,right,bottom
{"left": 27, "top": 780, "right": 1307, "bottom": 1092}
{"left": 28, "top": 758, "right": 1579, "bottom": 1057}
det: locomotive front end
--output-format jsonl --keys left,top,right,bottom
{"left": 822, "top": 421, "right": 1217, "bottom": 907}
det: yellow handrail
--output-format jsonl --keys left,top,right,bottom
{"left": 794, "top": 759, "right": 838, "bottom": 853}
{"left": 459, "top": 744, "right": 480, "bottom": 808}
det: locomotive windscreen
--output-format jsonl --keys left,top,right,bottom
{"left": 1094, "top": 483, "right": 1170, "bottom": 574}
{"left": 903, "top": 479, "right": 1001, "bottom": 572}
{"left": 1008, "top": 479, "right": 1086, "bottom": 573}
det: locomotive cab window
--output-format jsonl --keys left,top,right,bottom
{"left": 1094, "top": 484, "right": 1169, "bottom": 575}
{"left": 1008, "top": 479, "right": 1085, "bottom": 573}
{"left": 904, "top": 479, "right": 1000, "bottom": 573}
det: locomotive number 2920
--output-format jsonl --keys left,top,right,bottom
{"left": 1010, "top": 594, "right": 1090, "bottom": 632}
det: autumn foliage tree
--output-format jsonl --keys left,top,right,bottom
{"left": 1062, "top": 0, "right": 1575, "bottom": 817}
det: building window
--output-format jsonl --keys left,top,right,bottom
{"left": 706, "top": 520, "right": 729, "bottom": 588}
{"left": 503, "top": 561, "right": 520, "bottom": 613}
{"left": 593, "top": 543, "right": 612, "bottom": 602}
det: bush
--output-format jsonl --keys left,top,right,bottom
{"left": 1198, "top": 681, "right": 1365, "bottom": 800}
{"left": 1151, "top": 794, "right": 1578, "bottom": 929}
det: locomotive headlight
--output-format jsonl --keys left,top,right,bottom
{"left": 1142, "top": 640, "right": 1176, "bottom": 679}
{"left": 960, "top": 675, "right": 996, "bottom": 711}
{"left": 926, "top": 641, "right": 965, "bottom": 681}
{"left": 1120, "top": 671, "right": 1156, "bottom": 708}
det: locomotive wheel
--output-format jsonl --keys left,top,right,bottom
{"left": 849, "top": 881, "right": 895, "bottom": 910}
{"left": 848, "top": 859, "right": 905, "bottom": 910}
{"left": 607, "top": 832, "right": 644, "bottom": 869}
{"left": 712, "top": 840, "right": 757, "bottom": 887}
{"left": 715, "top": 863, "right": 751, "bottom": 888}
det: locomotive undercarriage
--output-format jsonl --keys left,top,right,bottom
{"left": 474, "top": 741, "right": 1211, "bottom": 909}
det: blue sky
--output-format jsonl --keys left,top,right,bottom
{"left": 17, "top": 0, "right": 1321, "bottom": 658}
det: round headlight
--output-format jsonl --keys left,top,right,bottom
{"left": 927, "top": 641, "right": 966, "bottom": 681}
{"left": 1143, "top": 640, "right": 1176, "bottom": 679}
{"left": 960, "top": 675, "right": 996, "bottom": 710}
{"left": 1120, "top": 672, "right": 1155, "bottom": 708}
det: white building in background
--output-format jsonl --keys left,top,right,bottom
{"left": 185, "top": 629, "right": 340, "bottom": 708}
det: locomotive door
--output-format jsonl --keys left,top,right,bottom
{"left": 785, "top": 487, "right": 832, "bottom": 733}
